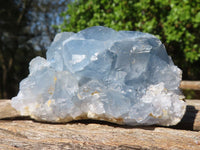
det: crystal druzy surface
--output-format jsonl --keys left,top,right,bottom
{"left": 12, "top": 26, "right": 186, "bottom": 126}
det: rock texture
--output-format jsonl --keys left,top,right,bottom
{"left": 0, "top": 99, "right": 200, "bottom": 149}
{"left": 0, "top": 120, "right": 199, "bottom": 150}
{"left": 0, "top": 99, "right": 20, "bottom": 119}
{"left": 180, "top": 81, "right": 200, "bottom": 90}
{"left": 12, "top": 26, "right": 185, "bottom": 126}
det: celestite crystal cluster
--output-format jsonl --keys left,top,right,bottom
{"left": 12, "top": 26, "right": 186, "bottom": 126}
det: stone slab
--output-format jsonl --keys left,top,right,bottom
{"left": 0, "top": 120, "right": 199, "bottom": 150}
{"left": 0, "top": 99, "right": 200, "bottom": 149}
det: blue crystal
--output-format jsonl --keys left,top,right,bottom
{"left": 12, "top": 26, "right": 186, "bottom": 126}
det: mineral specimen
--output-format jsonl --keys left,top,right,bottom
{"left": 12, "top": 26, "right": 186, "bottom": 126}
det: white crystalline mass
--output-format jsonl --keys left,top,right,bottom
{"left": 12, "top": 26, "right": 186, "bottom": 126}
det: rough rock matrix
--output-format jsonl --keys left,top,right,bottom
{"left": 12, "top": 26, "right": 186, "bottom": 126}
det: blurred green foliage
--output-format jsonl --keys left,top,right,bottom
{"left": 57, "top": 0, "right": 200, "bottom": 80}
{"left": 183, "top": 90, "right": 200, "bottom": 99}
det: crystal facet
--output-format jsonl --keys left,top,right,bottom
{"left": 12, "top": 26, "right": 186, "bottom": 126}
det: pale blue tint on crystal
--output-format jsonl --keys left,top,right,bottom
{"left": 12, "top": 26, "right": 186, "bottom": 126}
